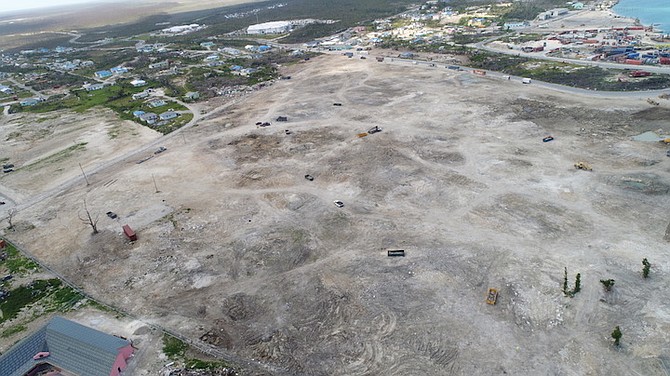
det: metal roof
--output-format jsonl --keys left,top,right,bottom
{"left": 0, "top": 316, "right": 131, "bottom": 376}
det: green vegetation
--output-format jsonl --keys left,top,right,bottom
{"left": 563, "top": 268, "right": 581, "bottom": 297}
{"left": 612, "top": 326, "right": 622, "bottom": 346}
{"left": 1, "top": 324, "right": 27, "bottom": 338}
{"left": 163, "top": 333, "right": 188, "bottom": 358}
{"left": 600, "top": 279, "right": 615, "bottom": 292}
{"left": 2, "top": 242, "right": 40, "bottom": 275}
{"left": 21, "top": 143, "right": 87, "bottom": 171}
{"left": 0, "top": 279, "right": 62, "bottom": 324}
{"left": 162, "top": 333, "right": 231, "bottom": 370}
{"left": 642, "top": 258, "right": 651, "bottom": 278}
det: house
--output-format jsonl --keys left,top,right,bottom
{"left": 240, "top": 68, "right": 257, "bottom": 76}
{"left": 200, "top": 41, "right": 215, "bottom": 48}
{"left": 94, "top": 70, "right": 112, "bottom": 78}
{"left": 133, "top": 110, "right": 145, "bottom": 118}
{"left": 571, "top": 2, "right": 584, "bottom": 10}
{"left": 84, "top": 83, "right": 105, "bottom": 91}
{"left": 0, "top": 316, "right": 134, "bottom": 376}
{"left": 258, "top": 45, "right": 271, "bottom": 52}
{"left": 246, "top": 21, "right": 292, "bottom": 35}
{"left": 204, "top": 54, "right": 219, "bottom": 61}
{"left": 148, "top": 61, "right": 169, "bottom": 69}
{"left": 110, "top": 67, "right": 128, "bottom": 75}
{"left": 504, "top": 22, "right": 528, "bottom": 30}
{"left": 184, "top": 91, "right": 200, "bottom": 101}
{"left": 0, "top": 85, "right": 14, "bottom": 95}
{"left": 139, "top": 112, "right": 158, "bottom": 124}
{"left": 130, "top": 79, "right": 146, "bottom": 87}
{"left": 20, "top": 98, "right": 41, "bottom": 106}
{"left": 80, "top": 60, "right": 95, "bottom": 67}
{"left": 159, "top": 111, "right": 178, "bottom": 120}
{"left": 148, "top": 99, "right": 166, "bottom": 108}
{"left": 132, "top": 91, "right": 150, "bottom": 100}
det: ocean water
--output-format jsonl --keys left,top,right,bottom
{"left": 613, "top": 0, "right": 670, "bottom": 34}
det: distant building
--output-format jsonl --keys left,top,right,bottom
{"left": 159, "top": 111, "right": 178, "bottom": 120}
{"left": 84, "top": 83, "right": 105, "bottom": 91}
{"left": 247, "top": 21, "right": 292, "bottom": 35}
{"left": 110, "top": 67, "right": 128, "bottom": 75}
{"left": 95, "top": 70, "right": 112, "bottom": 78}
{"left": 148, "top": 61, "right": 169, "bottom": 69}
{"left": 20, "top": 98, "right": 41, "bottom": 106}
{"left": 0, "top": 316, "right": 134, "bottom": 376}
{"left": 0, "top": 85, "right": 14, "bottom": 95}
{"left": 550, "top": 8, "right": 569, "bottom": 17}
{"left": 132, "top": 91, "right": 150, "bottom": 100}
{"left": 130, "top": 79, "right": 147, "bottom": 87}
{"left": 184, "top": 91, "right": 200, "bottom": 101}
{"left": 133, "top": 110, "right": 145, "bottom": 118}
{"left": 139, "top": 112, "right": 158, "bottom": 124}
{"left": 504, "top": 21, "right": 529, "bottom": 30}
{"left": 200, "top": 41, "right": 215, "bottom": 48}
{"left": 148, "top": 99, "right": 166, "bottom": 108}
{"left": 571, "top": 2, "right": 584, "bottom": 10}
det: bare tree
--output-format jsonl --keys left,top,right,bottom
{"left": 79, "top": 200, "right": 99, "bottom": 235}
{"left": 6, "top": 208, "right": 16, "bottom": 231}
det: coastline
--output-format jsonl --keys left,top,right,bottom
{"left": 609, "top": 0, "right": 668, "bottom": 35}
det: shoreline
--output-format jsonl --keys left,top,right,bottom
{"left": 608, "top": 0, "right": 668, "bottom": 35}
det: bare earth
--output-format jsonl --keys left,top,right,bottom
{"left": 2, "top": 55, "right": 670, "bottom": 375}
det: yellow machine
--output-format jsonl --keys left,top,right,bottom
{"left": 486, "top": 288, "right": 498, "bottom": 305}
{"left": 574, "top": 162, "right": 592, "bottom": 171}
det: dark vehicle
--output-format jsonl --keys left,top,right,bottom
{"left": 2, "top": 164, "right": 14, "bottom": 169}
{"left": 333, "top": 103, "right": 342, "bottom": 106}
{"left": 0, "top": 202, "right": 5, "bottom": 205}
{"left": 154, "top": 146, "right": 167, "bottom": 154}
{"left": 305, "top": 174, "right": 314, "bottom": 181}
{"left": 543, "top": 136, "right": 554, "bottom": 142}
{"left": 360, "top": 56, "right": 366, "bottom": 59}
{"left": 3, "top": 169, "right": 13, "bottom": 173}
{"left": 256, "top": 121, "right": 262, "bottom": 125}
{"left": 368, "top": 126, "right": 382, "bottom": 134}
{"left": 285, "top": 129, "right": 292, "bottom": 135}
{"left": 276, "top": 116, "right": 288, "bottom": 122}
{"left": 106, "top": 211, "right": 118, "bottom": 219}
{"left": 281, "top": 76, "right": 291, "bottom": 80}
{"left": 260, "top": 122, "right": 271, "bottom": 127}
{"left": 2, "top": 275, "right": 13, "bottom": 282}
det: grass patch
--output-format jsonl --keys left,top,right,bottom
{"left": 0, "top": 279, "right": 62, "bottom": 324}
{"left": 185, "top": 359, "right": 230, "bottom": 370}
{"left": 1, "top": 324, "right": 27, "bottom": 338}
{"left": 21, "top": 142, "right": 87, "bottom": 171}
{"left": 2, "top": 242, "right": 40, "bottom": 275}
{"left": 163, "top": 333, "right": 188, "bottom": 358}
{"left": 47, "top": 286, "right": 85, "bottom": 312}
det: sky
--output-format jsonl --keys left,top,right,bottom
{"left": 1, "top": 0, "right": 115, "bottom": 12}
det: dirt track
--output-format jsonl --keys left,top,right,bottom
{"left": 2, "top": 55, "right": 670, "bottom": 375}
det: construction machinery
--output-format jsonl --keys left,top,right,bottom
{"left": 486, "top": 288, "right": 498, "bottom": 305}
{"left": 660, "top": 138, "right": 670, "bottom": 144}
{"left": 574, "top": 162, "right": 592, "bottom": 171}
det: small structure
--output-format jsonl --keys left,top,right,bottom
{"left": 0, "top": 316, "right": 134, "bottom": 376}
{"left": 94, "top": 70, "right": 112, "bottom": 79}
{"left": 132, "top": 91, "right": 150, "bottom": 100}
{"left": 84, "top": 83, "right": 105, "bottom": 91}
{"left": 148, "top": 99, "right": 166, "bottom": 108}
{"left": 148, "top": 61, "right": 169, "bottom": 70}
{"left": 139, "top": 112, "right": 158, "bottom": 124}
{"left": 19, "top": 98, "right": 41, "bottom": 106}
{"left": 122, "top": 224, "right": 137, "bottom": 241}
{"left": 184, "top": 91, "right": 200, "bottom": 101}
{"left": 110, "top": 67, "right": 128, "bottom": 75}
{"left": 247, "top": 21, "right": 292, "bottom": 35}
{"left": 159, "top": 111, "right": 178, "bottom": 121}
{"left": 130, "top": 79, "right": 147, "bottom": 87}
{"left": 132, "top": 110, "right": 145, "bottom": 118}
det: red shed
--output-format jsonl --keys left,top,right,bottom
{"left": 122, "top": 225, "right": 137, "bottom": 241}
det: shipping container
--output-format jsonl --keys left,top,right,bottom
{"left": 122, "top": 225, "right": 137, "bottom": 241}
{"left": 629, "top": 70, "right": 651, "bottom": 77}
{"left": 659, "top": 57, "right": 670, "bottom": 65}
{"left": 624, "top": 59, "right": 642, "bottom": 65}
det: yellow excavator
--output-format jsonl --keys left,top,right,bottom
{"left": 574, "top": 162, "right": 592, "bottom": 171}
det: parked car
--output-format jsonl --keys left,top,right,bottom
{"left": 333, "top": 200, "right": 344, "bottom": 208}
{"left": 106, "top": 211, "right": 118, "bottom": 219}
{"left": 154, "top": 146, "right": 167, "bottom": 154}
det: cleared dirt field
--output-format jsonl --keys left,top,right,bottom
{"left": 2, "top": 55, "right": 670, "bottom": 375}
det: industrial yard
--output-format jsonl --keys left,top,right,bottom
{"left": 1, "top": 54, "right": 670, "bottom": 375}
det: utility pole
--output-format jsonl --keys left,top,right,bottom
{"left": 152, "top": 174, "right": 160, "bottom": 193}
{"left": 79, "top": 163, "right": 89, "bottom": 186}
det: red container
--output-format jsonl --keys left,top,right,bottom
{"left": 660, "top": 57, "right": 670, "bottom": 65}
{"left": 122, "top": 225, "right": 137, "bottom": 241}
{"left": 625, "top": 59, "right": 642, "bottom": 65}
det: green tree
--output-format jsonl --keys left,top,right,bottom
{"left": 563, "top": 267, "right": 569, "bottom": 295}
{"left": 572, "top": 273, "right": 581, "bottom": 295}
{"left": 642, "top": 258, "right": 651, "bottom": 278}
{"left": 600, "top": 279, "right": 615, "bottom": 292}
{"left": 611, "top": 326, "right": 622, "bottom": 346}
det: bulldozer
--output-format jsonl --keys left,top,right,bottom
{"left": 574, "top": 162, "right": 592, "bottom": 171}
{"left": 659, "top": 138, "right": 670, "bottom": 144}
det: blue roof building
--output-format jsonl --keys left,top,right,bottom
{"left": 95, "top": 70, "right": 112, "bottom": 78}
{"left": 0, "top": 316, "right": 134, "bottom": 376}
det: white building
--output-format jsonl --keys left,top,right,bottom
{"left": 247, "top": 21, "right": 292, "bottom": 35}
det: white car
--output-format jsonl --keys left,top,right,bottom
{"left": 333, "top": 200, "right": 344, "bottom": 208}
